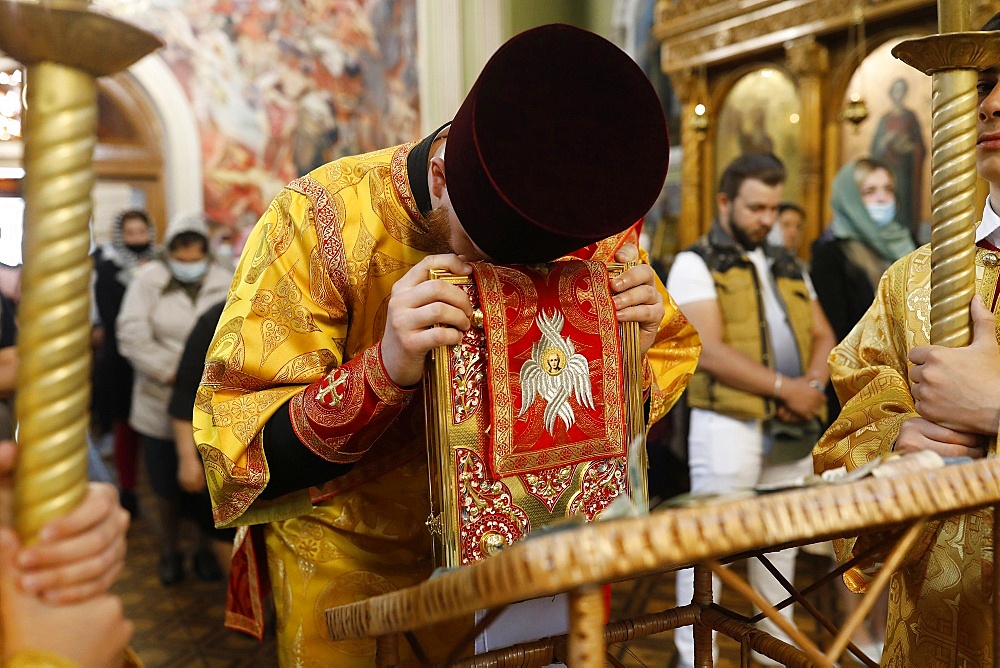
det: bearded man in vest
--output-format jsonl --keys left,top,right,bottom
{"left": 666, "top": 152, "right": 836, "bottom": 667}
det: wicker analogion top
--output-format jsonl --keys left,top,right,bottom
{"left": 327, "top": 455, "right": 1000, "bottom": 650}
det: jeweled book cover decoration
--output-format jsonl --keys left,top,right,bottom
{"left": 424, "top": 260, "right": 645, "bottom": 568}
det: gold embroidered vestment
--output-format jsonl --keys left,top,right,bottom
{"left": 814, "top": 244, "right": 1000, "bottom": 667}
{"left": 193, "top": 142, "right": 701, "bottom": 665}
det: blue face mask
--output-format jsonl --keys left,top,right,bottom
{"left": 865, "top": 201, "right": 896, "bottom": 228}
{"left": 169, "top": 259, "right": 208, "bottom": 283}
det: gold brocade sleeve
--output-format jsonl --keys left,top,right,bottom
{"left": 195, "top": 188, "right": 349, "bottom": 527}
{"left": 646, "top": 277, "right": 701, "bottom": 426}
{"left": 4, "top": 650, "right": 78, "bottom": 667}
{"left": 1, "top": 648, "right": 142, "bottom": 667}
{"left": 195, "top": 148, "right": 429, "bottom": 528}
{"left": 3, "top": 650, "right": 80, "bottom": 668}
{"left": 813, "top": 248, "right": 939, "bottom": 591}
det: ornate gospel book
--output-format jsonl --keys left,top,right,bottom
{"left": 424, "top": 260, "right": 645, "bottom": 568}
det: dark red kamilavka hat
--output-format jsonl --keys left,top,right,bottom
{"left": 445, "top": 23, "right": 669, "bottom": 263}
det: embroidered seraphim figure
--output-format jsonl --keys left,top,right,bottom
{"left": 519, "top": 309, "right": 594, "bottom": 434}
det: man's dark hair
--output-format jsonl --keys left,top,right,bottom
{"left": 983, "top": 11, "right": 1000, "bottom": 31}
{"left": 777, "top": 201, "right": 805, "bottom": 217}
{"left": 718, "top": 153, "right": 786, "bottom": 201}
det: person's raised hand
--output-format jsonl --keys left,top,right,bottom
{"left": 0, "top": 442, "right": 128, "bottom": 604}
{"left": 909, "top": 294, "right": 1000, "bottom": 435}
{"left": 612, "top": 244, "right": 665, "bottom": 356}
{"left": 1, "top": 527, "right": 132, "bottom": 667}
{"left": 381, "top": 254, "right": 474, "bottom": 387}
{"left": 895, "top": 416, "right": 986, "bottom": 459}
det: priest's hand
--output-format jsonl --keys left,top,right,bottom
{"left": 0, "top": 441, "right": 129, "bottom": 604}
{"left": 896, "top": 416, "right": 986, "bottom": 459}
{"left": 612, "top": 244, "right": 665, "bottom": 356}
{"left": 382, "top": 254, "right": 474, "bottom": 387}
{"left": 908, "top": 294, "right": 1000, "bottom": 435}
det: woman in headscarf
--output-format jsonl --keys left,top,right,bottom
{"left": 809, "top": 157, "right": 916, "bottom": 662}
{"left": 811, "top": 158, "right": 917, "bottom": 343}
{"left": 92, "top": 209, "right": 157, "bottom": 516}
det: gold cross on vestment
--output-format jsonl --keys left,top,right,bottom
{"left": 317, "top": 370, "right": 349, "bottom": 407}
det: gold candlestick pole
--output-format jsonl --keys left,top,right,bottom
{"left": 892, "top": 1, "right": 1000, "bottom": 346}
{"left": 0, "top": 0, "right": 161, "bottom": 541}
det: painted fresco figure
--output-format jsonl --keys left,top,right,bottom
{"left": 870, "top": 77, "right": 926, "bottom": 237}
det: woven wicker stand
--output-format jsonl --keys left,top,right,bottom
{"left": 326, "top": 457, "right": 1000, "bottom": 666}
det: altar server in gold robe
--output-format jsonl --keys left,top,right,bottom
{"left": 194, "top": 24, "right": 701, "bottom": 665}
{"left": 814, "top": 11, "right": 1000, "bottom": 665}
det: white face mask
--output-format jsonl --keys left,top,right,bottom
{"left": 169, "top": 259, "right": 208, "bottom": 283}
{"left": 865, "top": 201, "right": 896, "bottom": 228}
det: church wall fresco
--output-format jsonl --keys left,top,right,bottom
{"left": 97, "top": 0, "right": 420, "bottom": 228}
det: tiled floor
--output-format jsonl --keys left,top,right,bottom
{"left": 111, "top": 500, "right": 277, "bottom": 667}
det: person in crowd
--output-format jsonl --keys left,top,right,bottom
{"left": 809, "top": 157, "right": 915, "bottom": 661}
{"left": 168, "top": 300, "right": 236, "bottom": 579}
{"left": 666, "top": 153, "right": 836, "bottom": 667}
{"left": 117, "top": 213, "right": 232, "bottom": 586}
{"left": 92, "top": 209, "right": 158, "bottom": 516}
{"left": 811, "top": 157, "right": 917, "bottom": 431}
{"left": 0, "top": 284, "right": 17, "bottom": 440}
{"left": 813, "top": 11, "right": 1000, "bottom": 664}
{"left": 206, "top": 218, "right": 238, "bottom": 272}
{"left": 769, "top": 201, "right": 806, "bottom": 256}
{"left": 811, "top": 158, "right": 916, "bottom": 345}
{"left": 0, "top": 440, "right": 133, "bottom": 666}
{"left": 194, "top": 23, "right": 701, "bottom": 665}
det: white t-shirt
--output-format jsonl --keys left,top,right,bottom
{"left": 666, "top": 246, "right": 817, "bottom": 378}
{"left": 977, "top": 199, "right": 1000, "bottom": 247}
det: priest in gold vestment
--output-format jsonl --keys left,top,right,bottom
{"left": 193, "top": 25, "right": 701, "bottom": 665}
{"left": 814, "top": 12, "right": 1000, "bottom": 665}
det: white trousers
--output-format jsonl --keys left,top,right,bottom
{"left": 674, "top": 409, "right": 814, "bottom": 668}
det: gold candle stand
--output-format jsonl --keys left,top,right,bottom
{"left": 0, "top": 0, "right": 160, "bottom": 541}
{"left": 892, "top": 2, "right": 1000, "bottom": 347}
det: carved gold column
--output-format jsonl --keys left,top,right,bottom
{"left": 671, "top": 68, "right": 709, "bottom": 248}
{"left": 893, "top": 1, "right": 1000, "bottom": 347}
{"left": 0, "top": 0, "right": 160, "bottom": 541}
{"left": 785, "top": 36, "right": 829, "bottom": 253}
